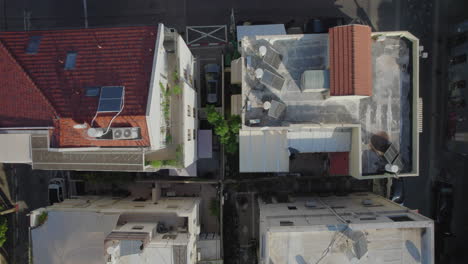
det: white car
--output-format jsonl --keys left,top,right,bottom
{"left": 48, "top": 178, "right": 66, "bottom": 205}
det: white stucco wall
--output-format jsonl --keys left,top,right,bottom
{"left": 177, "top": 35, "right": 198, "bottom": 167}
{"left": 146, "top": 23, "right": 168, "bottom": 150}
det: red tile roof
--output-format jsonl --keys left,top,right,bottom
{"left": 329, "top": 25, "right": 372, "bottom": 96}
{"left": 0, "top": 26, "right": 157, "bottom": 147}
{"left": 0, "top": 41, "right": 57, "bottom": 127}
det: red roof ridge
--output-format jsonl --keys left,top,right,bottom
{"left": 0, "top": 40, "right": 59, "bottom": 118}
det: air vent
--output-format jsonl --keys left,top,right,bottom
{"left": 112, "top": 127, "right": 140, "bottom": 140}
{"left": 262, "top": 47, "right": 282, "bottom": 69}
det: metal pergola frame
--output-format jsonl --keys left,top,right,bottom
{"left": 186, "top": 25, "right": 227, "bottom": 46}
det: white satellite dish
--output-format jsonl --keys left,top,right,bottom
{"left": 255, "top": 68, "right": 264, "bottom": 79}
{"left": 259, "top": 46, "right": 267, "bottom": 57}
{"left": 87, "top": 128, "right": 104, "bottom": 138}
{"left": 385, "top": 164, "right": 399, "bottom": 173}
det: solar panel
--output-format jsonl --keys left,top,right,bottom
{"left": 85, "top": 87, "right": 100, "bottom": 97}
{"left": 383, "top": 143, "right": 399, "bottom": 164}
{"left": 97, "top": 86, "right": 124, "bottom": 112}
{"left": 268, "top": 100, "right": 286, "bottom": 119}
{"left": 260, "top": 69, "right": 285, "bottom": 90}
{"left": 263, "top": 48, "right": 282, "bottom": 69}
{"left": 26, "top": 36, "right": 42, "bottom": 54}
{"left": 64, "top": 52, "right": 77, "bottom": 70}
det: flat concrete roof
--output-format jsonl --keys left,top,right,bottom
{"left": 241, "top": 34, "right": 414, "bottom": 175}
{"left": 267, "top": 227, "right": 425, "bottom": 264}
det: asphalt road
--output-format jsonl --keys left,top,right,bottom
{"left": 1, "top": 165, "right": 62, "bottom": 264}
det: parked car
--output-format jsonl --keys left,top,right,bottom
{"left": 48, "top": 178, "right": 66, "bottom": 205}
{"left": 204, "top": 64, "right": 221, "bottom": 104}
{"left": 433, "top": 181, "right": 453, "bottom": 232}
{"left": 389, "top": 178, "right": 405, "bottom": 205}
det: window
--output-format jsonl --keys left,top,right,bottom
{"left": 287, "top": 206, "right": 297, "bottom": 210}
{"left": 97, "top": 86, "right": 124, "bottom": 112}
{"left": 388, "top": 215, "right": 413, "bottom": 222}
{"left": 64, "top": 52, "right": 77, "bottom": 70}
{"left": 85, "top": 87, "right": 100, "bottom": 97}
{"left": 280, "top": 221, "right": 294, "bottom": 226}
{"left": 193, "top": 129, "right": 196, "bottom": 140}
{"left": 26, "top": 36, "right": 42, "bottom": 54}
{"left": 193, "top": 107, "right": 196, "bottom": 118}
{"left": 187, "top": 105, "right": 191, "bottom": 117}
{"left": 132, "top": 226, "right": 144, "bottom": 230}
{"left": 187, "top": 129, "right": 191, "bottom": 141}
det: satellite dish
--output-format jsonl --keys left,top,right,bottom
{"left": 255, "top": 68, "right": 264, "bottom": 79}
{"left": 259, "top": 46, "right": 267, "bottom": 57}
{"left": 106, "top": 246, "right": 116, "bottom": 255}
{"left": 385, "top": 164, "right": 399, "bottom": 173}
{"left": 87, "top": 128, "right": 104, "bottom": 138}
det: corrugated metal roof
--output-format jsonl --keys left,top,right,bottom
{"left": 287, "top": 128, "right": 351, "bottom": 153}
{"left": 239, "top": 130, "right": 289, "bottom": 173}
{"left": 329, "top": 25, "right": 372, "bottom": 96}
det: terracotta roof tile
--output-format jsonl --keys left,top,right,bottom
{"left": 329, "top": 25, "right": 372, "bottom": 96}
{"left": 0, "top": 26, "right": 157, "bottom": 147}
{"left": 0, "top": 41, "right": 57, "bottom": 127}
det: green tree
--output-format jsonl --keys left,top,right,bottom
{"left": 206, "top": 105, "right": 241, "bottom": 154}
{"left": 0, "top": 218, "right": 7, "bottom": 247}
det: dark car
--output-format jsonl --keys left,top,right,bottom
{"left": 390, "top": 178, "right": 405, "bottom": 205}
{"left": 434, "top": 181, "right": 453, "bottom": 230}
{"left": 204, "top": 64, "right": 221, "bottom": 104}
{"left": 48, "top": 178, "right": 65, "bottom": 205}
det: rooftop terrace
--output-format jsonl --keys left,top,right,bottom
{"left": 241, "top": 33, "right": 413, "bottom": 174}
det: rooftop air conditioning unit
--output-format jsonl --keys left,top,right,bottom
{"left": 112, "top": 127, "right": 140, "bottom": 140}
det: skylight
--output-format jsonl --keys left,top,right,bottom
{"left": 85, "top": 87, "right": 100, "bottom": 97}
{"left": 25, "top": 36, "right": 42, "bottom": 54}
{"left": 64, "top": 52, "right": 77, "bottom": 70}
{"left": 97, "top": 86, "right": 125, "bottom": 113}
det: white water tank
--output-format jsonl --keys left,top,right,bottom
{"left": 87, "top": 128, "right": 104, "bottom": 138}
{"left": 255, "top": 68, "right": 264, "bottom": 79}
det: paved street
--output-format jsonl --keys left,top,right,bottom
{"left": 0, "top": 164, "right": 61, "bottom": 264}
